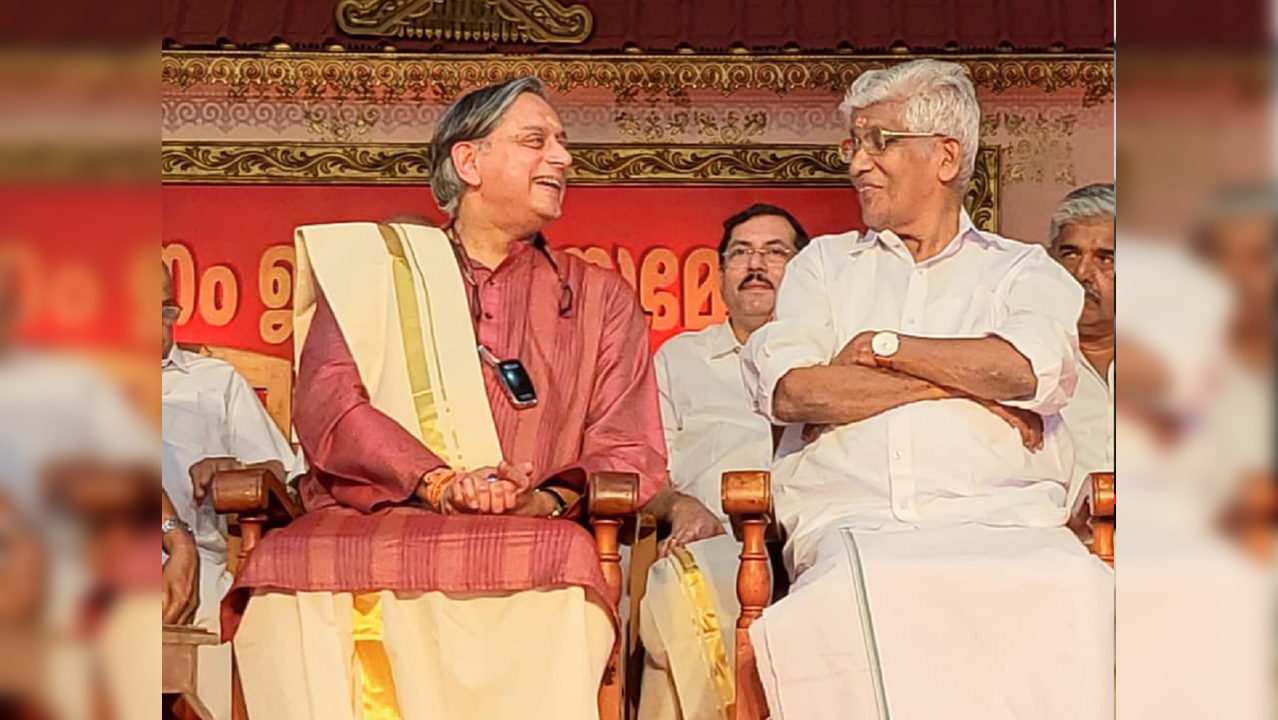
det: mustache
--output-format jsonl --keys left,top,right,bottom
{"left": 1081, "top": 281, "right": 1102, "bottom": 303}
{"left": 739, "top": 273, "right": 774, "bottom": 291}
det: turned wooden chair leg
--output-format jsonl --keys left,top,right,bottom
{"left": 594, "top": 516, "right": 624, "bottom": 720}
{"left": 722, "top": 470, "right": 775, "bottom": 720}
{"left": 733, "top": 516, "right": 772, "bottom": 720}
{"left": 229, "top": 515, "right": 263, "bottom": 720}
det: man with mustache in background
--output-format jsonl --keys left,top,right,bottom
{"left": 639, "top": 204, "right": 808, "bottom": 720}
{"left": 1048, "top": 183, "right": 1115, "bottom": 498}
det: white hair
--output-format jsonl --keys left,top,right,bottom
{"left": 839, "top": 59, "right": 981, "bottom": 186}
{"left": 1049, "top": 183, "right": 1116, "bottom": 246}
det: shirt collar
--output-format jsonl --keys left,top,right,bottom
{"left": 862, "top": 208, "right": 990, "bottom": 264}
{"left": 163, "top": 345, "right": 190, "bottom": 373}
{"left": 708, "top": 320, "right": 745, "bottom": 359}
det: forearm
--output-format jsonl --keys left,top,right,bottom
{"left": 773, "top": 364, "right": 953, "bottom": 425}
{"left": 890, "top": 335, "right": 1037, "bottom": 402}
{"left": 641, "top": 484, "right": 688, "bottom": 523}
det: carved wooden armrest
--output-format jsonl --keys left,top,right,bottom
{"left": 721, "top": 470, "right": 775, "bottom": 720}
{"left": 1088, "top": 471, "right": 1115, "bottom": 566}
{"left": 211, "top": 468, "right": 300, "bottom": 522}
{"left": 211, "top": 468, "right": 301, "bottom": 565}
{"left": 586, "top": 472, "right": 639, "bottom": 605}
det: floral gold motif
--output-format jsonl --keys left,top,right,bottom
{"left": 161, "top": 52, "right": 1113, "bottom": 106}
{"left": 161, "top": 141, "right": 1001, "bottom": 230}
{"left": 336, "top": 0, "right": 593, "bottom": 44}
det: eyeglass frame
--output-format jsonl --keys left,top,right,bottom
{"left": 721, "top": 246, "right": 795, "bottom": 268}
{"left": 839, "top": 127, "right": 948, "bottom": 163}
{"left": 162, "top": 302, "right": 182, "bottom": 322}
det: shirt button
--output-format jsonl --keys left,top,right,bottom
{"left": 484, "top": 312, "right": 494, "bottom": 320}
{"left": 893, "top": 451, "right": 903, "bottom": 460}
{"left": 900, "top": 499, "right": 912, "bottom": 510}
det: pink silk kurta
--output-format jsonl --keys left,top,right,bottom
{"left": 222, "top": 240, "right": 669, "bottom": 638}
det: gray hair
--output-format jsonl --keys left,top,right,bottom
{"left": 428, "top": 76, "right": 547, "bottom": 217}
{"left": 1049, "top": 183, "right": 1116, "bottom": 247}
{"left": 839, "top": 59, "right": 981, "bottom": 186}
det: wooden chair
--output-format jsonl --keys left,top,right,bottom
{"left": 197, "top": 342, "right": 647, "bottom": 720}
{"left": 163, "top": 625, "right": 221, "bottom": 720}
{"left": 720, "top": 470, "right": 1117, "bottom": 720}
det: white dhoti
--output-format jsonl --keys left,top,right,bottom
{"left": 752, "top": 524, "right": 1114, "bottom": 720}
{"left": 235, "top": 587, "right": 614, "bottom": 720}
{"left": 637, "top": 534, "right": 742, "bottom": 720}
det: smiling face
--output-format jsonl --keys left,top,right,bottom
{"left": 719, "top": 214, "right": 800, "bottom": 326}
{"left": 452, "top": 92, "right": 572, "bottom": 234}
{"left": 846, "top": 101, "right": 961, "bottom": 232}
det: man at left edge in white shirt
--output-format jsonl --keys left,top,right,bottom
{"left": 639, "top": 204, "right": 809, "bottom": 720}
{"left": 162, "top": 263, "right": 300, "bottom": 720}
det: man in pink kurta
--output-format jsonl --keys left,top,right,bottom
{"left": 225, "top": 240, "right": 667, "bottom": 626}
{"left": 224, "top": 77, "right": 669, "bottom": 720}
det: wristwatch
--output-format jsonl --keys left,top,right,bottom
{"left": 161, "top": 517, "right": 192, "bottom": 536}
{"left": 537, "top": 487, "right": 568, "bottom": 519}
{"left": 870, "top": 331, "right": 901, "bottom": 368}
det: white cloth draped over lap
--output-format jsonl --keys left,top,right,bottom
{"left": 638, "top": 534, "right": 742, "bottom": 720}
{"left": 237, "top": 589, "right": 614, "bottom": 720}
{"left": 753, "top": 524, "right": 1114, "bottom": 720}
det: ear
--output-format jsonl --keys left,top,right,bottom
{"left": 451, "top": 141, "right": 483, "bottom": 189}
{"left": 936, "top": 137, "right": 963, "bottom": 185}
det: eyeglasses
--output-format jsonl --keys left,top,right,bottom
{"left": 839, "top": 127, "right": 947, "bottom": 162}
{"left": 162, "top": 303, "right": 182, "bottom": 322}
{"left": 722, "top": 247, "right": 793, "bottom": 268}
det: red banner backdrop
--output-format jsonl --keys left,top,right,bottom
{"left": 1, "top": 185, "right": 159, "bottom": 354}
{"left": 161, "top": 185, "right": 862, "bottom": 357}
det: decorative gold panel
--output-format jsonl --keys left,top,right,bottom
{"left": 336, "top": 0, "right": 593, "bottom": 44}
{"left": 161, "top": 142, "right": 1001, "bottom": 231}
{"left": 161, "top": 52, "right": 1113, "bottom": 106}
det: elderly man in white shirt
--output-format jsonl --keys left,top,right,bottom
{"left": 161, "top": 264, "right": 299, "bottom": 720}
{"left": 639, "top": 204, "right": 808, "bottom": 720}
{"left": 1048, "top": 184, "right": 1116, "bottom": 503}
{"left": 741, "top": 59, "right": 1114, "bottom": 720}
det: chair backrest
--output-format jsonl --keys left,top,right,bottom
{"left": 179, "top": 344, "right": 292, "bottom": 437}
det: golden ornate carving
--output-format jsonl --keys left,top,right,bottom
{"left": 161, "top": 52, "right": 1113, "bottom": 105}
{"left": 966, "top": 146, "right": 1000, "bottom": 232}
{"left": 161, "top": 141, "right": 1001, "bottom": 231}
{"left": 336, "top": 0, "right": 593, "bottom": 45}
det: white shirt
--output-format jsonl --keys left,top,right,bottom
{"left": 162, "top": 346, "right": 299, "bottom": 570}
{"left": 1062, "top": 357, "right": 1115, "bottom": 492}
{"left": 742, "top": 210, "right": 1083, "bottom": 563}
{"left": 1, "top": 349, "right": 155, "bottom": 518}
{"left": 655, "top": 321, "right": 773, "bottom": 525}
{"left": 0, "top": 349, "right": 156, "bottom": 624}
